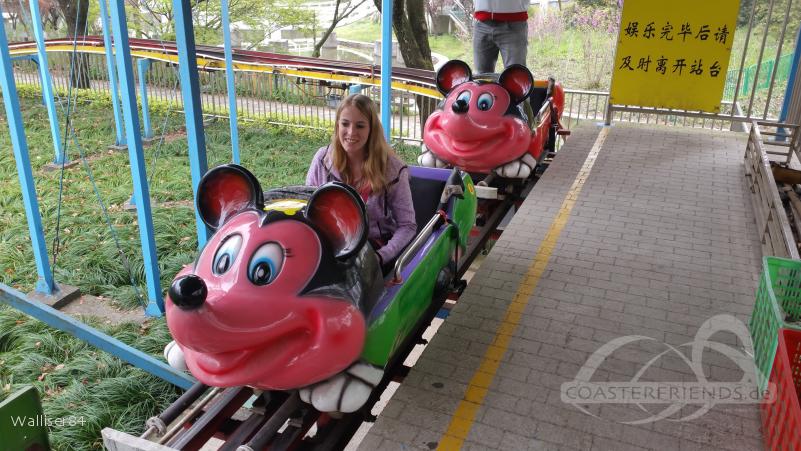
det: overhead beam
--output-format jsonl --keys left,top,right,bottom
{"left": 0, "top": 2, "right": 56, "bottom": 295}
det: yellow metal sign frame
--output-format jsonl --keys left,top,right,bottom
{"left": 609, "top": 0, "right": 740, "bottom": 112}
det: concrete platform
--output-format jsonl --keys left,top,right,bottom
{"left": 360, "top": 123, "right": 764, "bottom": 450}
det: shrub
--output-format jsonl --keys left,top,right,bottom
{"left": 564, "top": 4, "right": 620, "bottom": 89}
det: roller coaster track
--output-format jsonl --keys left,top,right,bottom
{"left": 8, "top": 36, "right": 443, "bottom": 99}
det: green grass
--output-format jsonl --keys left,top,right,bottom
{"left": 0, "top": 86, "right": 423, "bottom": 450}
{"left": 0, "top": 86, "right": 414, "bottom": 450}
{"left": 429, "top": 34, "right": 472, "bottom": 65}
{"left": 336, "top": 18, "right": 382, "bottom": 43}
{"left": 0, "top": 88, "right": 333, "bottom": 308}
{"left": 0, "top": 306, "right": 180, "bottom": 450}
{"left": 0, "top": 85, "right": 421, "bottom": 303}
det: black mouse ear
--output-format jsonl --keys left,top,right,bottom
{"left": 305, "top": 182, "right": 367, "bottom": 260}
{"left": 197, "top": 164, "right": 263, "bottom": 230}
{"left": 436, "top": 60, "right": 472, "bottom": 95}
{"left": 499, "top": 64, "right": 533, "bottom": 104}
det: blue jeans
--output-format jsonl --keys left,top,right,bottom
{"left": 472, "top": 20, "right": 528, "bottom": 74}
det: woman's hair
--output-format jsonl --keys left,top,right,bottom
{"left": 330, "top": 94, "right": 394, "bottom": 193}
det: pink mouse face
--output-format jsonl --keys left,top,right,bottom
{"left": 166, "top": 166, "right": 372, "bottom": 390}
{"left": 423, "top": 61, "right": 535, "bottom": 173}
{"left": 424, "top": 83, "right": 531, "bottom": 172}
{"left": 167, "top": 213, "right": 366, "bottom": 390}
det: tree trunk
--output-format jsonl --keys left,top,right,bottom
{"left": 59, "top": 0, "right": 91, "bottom": 89}
{"left": 372, "top": 0, "right": 435, "bottom": 129}
{"left": 312, "top": 28, "right": 335, "bottom": 58}
{"left": 312, "top": 0, "right": 341, "bottom": 58}
{"left": 373, "top": 0, "right": 433, "bottom": 71}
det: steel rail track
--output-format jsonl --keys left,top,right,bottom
{"left": 8, "top": 37, "right": 440, "bottom": 95}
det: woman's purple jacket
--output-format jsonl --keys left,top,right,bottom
{"left": 306, "top": 146, "right": 417, "bottom": 264}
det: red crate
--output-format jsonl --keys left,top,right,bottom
{"left": 761, "top": 328, "right": 801, "bottom": 450}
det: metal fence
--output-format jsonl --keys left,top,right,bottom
{"left": 725, "top": 52, "right": 795, "bottom": 99}
{"left": 9, "top": 11, "right": 799, "bottom": 142}
{"left": 9, "top": 50, "right": 751, "bottom": 143}
{"left": 11, "top": 51, "right": 438, "bottom": 143}
{"left": 561, "top": 89, "right": 756, "bottom": 131}
{"left": 743, "top": 120, "right": 801, "bottom": 259}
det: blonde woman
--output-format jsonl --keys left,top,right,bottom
{"left": 306, "top": 94, "right": 416, "bottom": 271}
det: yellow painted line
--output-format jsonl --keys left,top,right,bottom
{"left": 10, "top": 44, "right": 444, "bottom": 99}
{"left": 438, "top": 127, "right": 610, "bottom": 450}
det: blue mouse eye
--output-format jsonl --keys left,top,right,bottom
{"left": 212, "top": 234, "right": 242, "bottom": 275}
{"left": 456, "top": 90, "right": 471, "bottom": 103}
{"left": 477, "top": 93, "right": 494, "bottom": 111}
{"left": 248, "top": 242, "right": 284, "bottom": 285}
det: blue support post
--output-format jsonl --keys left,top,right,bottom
{"left": 126, "top": 59, "right": 152, "bottom": 209}
{"left": 173, "top": 0, "right": 210, "bottom": 248}
{"left": 0, "top": 284, "right": 194, "bottom": 389}
{"left": 108, "top": 0, "right": 164, "bottom": 316}
{"left": 777, "top": 26, "right": 801, "bottom": 141}
{"left": 380, "top": 0, "right": 393, "bottom": 142}
{"left": 0, "top": 10, "right": 56, "bottom": 295}
{"left": 222, "top": 0, "right": 241, "bottom": 164}
{"left": 29, "top": 0, "right": 66, "bottom": 165}
{"left": 35, "top": 59, "right": 46, "bottom": 106}
{"left": 98, "top": 0, "right": 125, "bottom": 147}
{"left": 138, "top": 58, "right": 153, "bottom": 140}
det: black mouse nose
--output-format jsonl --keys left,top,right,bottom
{"left": 169, "top": 275, "right": 207, "bottom": 311}
{"left": 452, "top": 98, "right": 469, "bottom": 114}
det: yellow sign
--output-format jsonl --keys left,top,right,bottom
{"left": 609, "top": 0, "right": 740, "bottom": 112}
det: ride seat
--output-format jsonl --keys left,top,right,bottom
{"left": 525, "top": 86, "right": 549, "bottom": 129}
{"left": 409, "top": 174, "right": 446, "bottom": 235}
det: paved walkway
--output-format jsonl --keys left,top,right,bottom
{"left": 360, "top": 123, "right": 764, "bottom": 450}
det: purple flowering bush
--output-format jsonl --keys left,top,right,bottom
{"left": 564, "top": 4, "right": 620, "bottom": 89}
{"left": 529, "top": 9, "right": 565, "bottom": 43}
{"left": 566, "top": 5, "right": 620, "bottom": 34}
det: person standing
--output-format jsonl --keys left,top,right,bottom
{"left": 473, "top": 0, "right": 530, "bottom": 74}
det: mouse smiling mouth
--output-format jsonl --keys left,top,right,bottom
{"left": 449, "top": 132, "right": 506, "bottom": 155}
{"left": 193, "top": 327, "right": 309, "bottom": 375}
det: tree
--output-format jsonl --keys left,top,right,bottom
{"left": 372, "top": 0, "right": 433, "bottom": 71}
{"left": 0, "top": 1, "right": 60, "bottom": 41}
{"left": 372, "top": 0, "right": 434, "bottom": 127}
{"left": 312, "top": 0, "right": 368, "bottom": 58}
{"left": 124, "top": 0, "right": 315, "bottom": 47}
{"left": 55, "top": 0, "right": 91, "bottom": 89}
{"left": 1, "top": 1, "right": 31, "bottom": 40}
{"left": 424, "top": 0, "right": 450, "bottom": 17}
